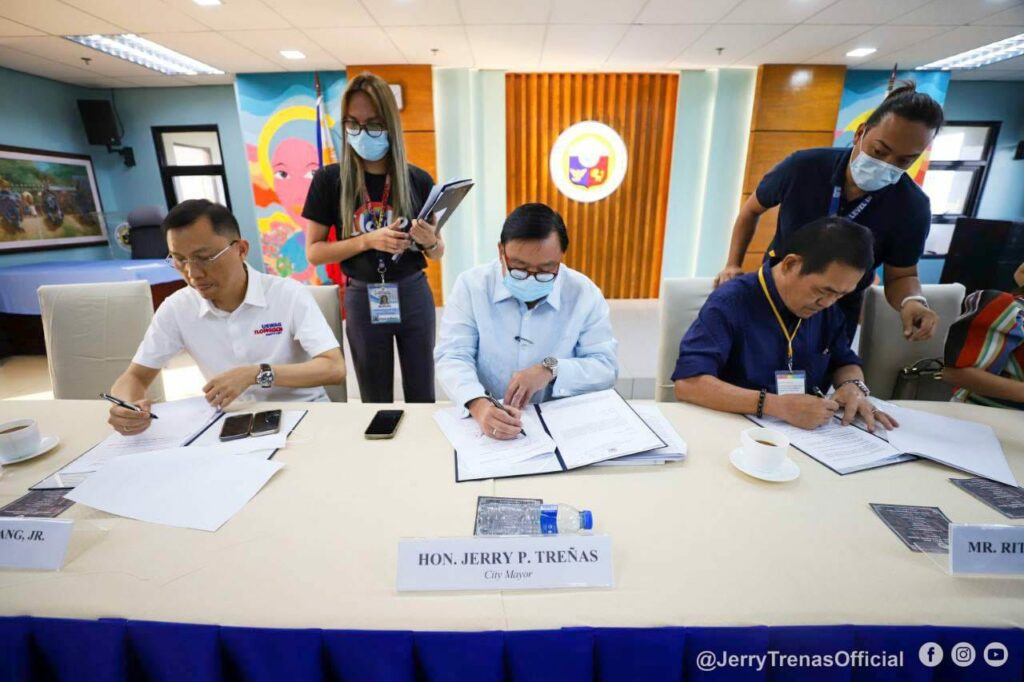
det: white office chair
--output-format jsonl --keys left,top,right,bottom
{"left": 858, "top": 283, "right": 966, "bottom": 400}
{"left": 308, "top": 284, "right": 348, "bottom": 403}
{"left": 655, "top": 278, "right": 715, "bottom": 402}
{"left": 37, "top": 281, "right": 165, "bottom": 401}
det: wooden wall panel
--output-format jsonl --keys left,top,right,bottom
{"left": 347, "top": 64, "right": 442, "bottom": 303}
{"left": 749, "top": 65, "right": 847, "bottom": 132}
{"left": 505, "top": 72, "right": 679, "bottom": 299}
{"left": 739, "top": 64, "right": 846, "bottom": 273}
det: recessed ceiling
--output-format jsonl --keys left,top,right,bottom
{"left": 0, "top": 0, "right": 1021, "bottom": 88}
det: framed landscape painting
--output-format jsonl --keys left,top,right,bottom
{"left": 0, "top": 145, "right": 108, "bottom": 253}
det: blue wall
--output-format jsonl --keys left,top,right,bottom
{"left": 913, "top": 79, "right": 1024, "bottom": 284}
{"left": 0, "top": 67, "right": 115, "bottom": 267}
{"left": 943, "top": 80, "right": 1024, "bottom": 222}
{"left": 0, "top": 67, "right": 258, "bottom": 269}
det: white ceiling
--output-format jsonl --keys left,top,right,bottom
{"left": 0, "top": 0, "right": 1022, "bottom": 88}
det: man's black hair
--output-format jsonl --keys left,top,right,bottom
{"left": 864, "top": 80, "right": 944, "bottom": 134}
{"left": 162, "top": 199, "right": 241, "bottom": 239}
{"left": 500, "top": 203, "right": 569, "bottom": 251}
{"left": 787, "top": 216, "right": 875, "bottom": 276}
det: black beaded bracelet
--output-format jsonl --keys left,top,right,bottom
{"left": 756, "top": 388, "right": 767, "bottom": 418}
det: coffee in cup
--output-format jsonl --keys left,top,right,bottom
{"left": 0, "top": 419, "right": 42, "bottom": 463}
{"left": 740, "top": 427, "right": 789, "bottom": 473}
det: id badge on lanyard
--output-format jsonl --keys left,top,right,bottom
{"left": 363, "top": 177, "right": 401, "bottom": 325}
{"left": 775, "top": 370, "right": 806, "bottom": 396}
{"left": 828, "top": 185, "right": 872, "bottom": 220}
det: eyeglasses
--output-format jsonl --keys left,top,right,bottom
{"left": 166, "top": 240, "right": 238, "bottom": 271}
{"left": 344, "top": 119, "right": 387, "bottom": 138}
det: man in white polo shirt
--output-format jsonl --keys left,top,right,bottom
{"left": 107, "top": 200, "right": 345, "bottom": 436}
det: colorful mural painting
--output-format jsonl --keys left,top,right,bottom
{"left": 833, "top": 70, "right": 951, "bottom": 185}
{"left": 235, "top": 72, "right": 347, "bottom": 284}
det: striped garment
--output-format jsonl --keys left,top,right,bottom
{"left": 944, "top": 289, "right": 1024, "bottom": 410}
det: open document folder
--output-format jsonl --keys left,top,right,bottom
{"left": 435, "top": 389, "right": 684, "bottom": 482}
{"left": 750, "top": 400, "right": 1017, "bottom": 486}
{"left": 33, "top": 397, "right": 305, "bottom": 490}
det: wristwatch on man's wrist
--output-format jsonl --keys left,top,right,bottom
{"left": 256, "top": 363, "right": 275, "bottom": 389}
{"left": 541, "top": 356, "right": 559, "bottom": 381}
{"left": 837, "top": 378, "right": 870, "bottom": 397}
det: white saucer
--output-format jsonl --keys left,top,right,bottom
{"left": 729, "top": 447, "right": 799, "bottom": 482}
{"left": 0, "top": 436, "right": 60, "bottom": 466}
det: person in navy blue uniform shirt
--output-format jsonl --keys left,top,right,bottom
{"left": 675, "top": 217, "right": 897, "bottom": 432}
{"left": 715, "top": 82, "right": 945, "bottom": 344}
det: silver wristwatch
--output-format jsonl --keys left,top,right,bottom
{"left": 541, "top": 356, "right": 559, "bottom": 380}
{"left": 838, "top": 378, "right": 870, "bottom": 397}
{"left": 256, "top": 363, "right": 275, "bottom": 389}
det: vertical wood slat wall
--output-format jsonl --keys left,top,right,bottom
{"left": 347, "top": 64, "right": 443, "bottom": 304}
{"left": 739, "top": 65, "right": 847, "bottom": 272}
{"left": 505, "top": 73, "right": 679, "bottom": 299}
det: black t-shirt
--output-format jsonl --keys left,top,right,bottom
{"left": 301, "top": 163, "right": 435, "bottom": 282}
{"left": 756, "top": 147, "right": 932, "bottom": 280}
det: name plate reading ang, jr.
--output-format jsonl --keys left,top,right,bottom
{"left": 397, "top": 535, "right": 613, "bottom": 592}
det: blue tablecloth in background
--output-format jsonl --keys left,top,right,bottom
{"left": 1, "top": 617, "right": 1021, "bottom": 681}
{"left": 0, "top": 260, "right": 182, "bottom": 315}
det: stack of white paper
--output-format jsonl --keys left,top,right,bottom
{"left": 65, "top": 446, "right": 284, "bottom": 532}
{"left": 593, "top": 404, "right": 687, "bottom": 466}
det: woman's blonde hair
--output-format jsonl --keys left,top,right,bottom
{"left": 338, "top": 72, "right": 412, "bottom": 238}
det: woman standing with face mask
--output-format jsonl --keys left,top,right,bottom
{"left": 304, "top": 72, "right": 443, "bottom": 403}
{"left": 715, "top": 82, "right": 945, "bottom": 344}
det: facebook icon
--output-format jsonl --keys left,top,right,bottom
{"left": 920, "top": 642, "right": 944, "bottom": 667}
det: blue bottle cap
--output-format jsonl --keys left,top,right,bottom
{"left": 580, "top": 510, "right": 593, "bottom": 530}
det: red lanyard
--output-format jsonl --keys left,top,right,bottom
{"left": 360, "top": 175, "right": 391, "bottom": 232}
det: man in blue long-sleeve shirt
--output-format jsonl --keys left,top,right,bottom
{"left": 435, "top": 203, "right": 619, "bottom": 440}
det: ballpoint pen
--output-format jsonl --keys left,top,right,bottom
{"left": 483, "top": 391, "right": 526, "bottom": 437}
{"left": 99, "top": 393, "right": 159, "bottom": 419}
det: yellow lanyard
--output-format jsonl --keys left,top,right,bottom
{"left": 758, "top": 266, "right": 801, "bottom": 371}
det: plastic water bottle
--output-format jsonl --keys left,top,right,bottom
{"left": 476, "top": 500, "right": 593, "bottom": 535}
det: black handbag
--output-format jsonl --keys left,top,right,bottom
{"left": 892, "top": 358, "right": 952, "bottom": 401}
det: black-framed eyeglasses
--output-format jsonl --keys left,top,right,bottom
{"left": 166, "top": 240, "right": 238, "bottom": 271}
{"left": 344, "top": 119, "right": 387, "bottom": 138}
{"left": 504, "top": 253, "right": 559, "bottom": 283}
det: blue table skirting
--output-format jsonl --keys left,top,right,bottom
{"left": 1, "top": 617, "right": 1022, "bottom": 681}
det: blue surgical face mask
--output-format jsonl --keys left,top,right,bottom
{"left": 347, "top": 130, "right": 390, "bottom": 162}
{"left": 502, "top": 256, "right": 556, "bottom": 303}
{"left": 849, "top": 139, "right": 904, "bottom": 192}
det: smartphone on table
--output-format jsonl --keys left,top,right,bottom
{"left": 219, "top": 414, "right": 253, "bottom": 441}
{"left": 252, "top": 410, "right": 282, "bottom": 437}
{"left": 365, "top": 410, "right": 404, "bottom": 440}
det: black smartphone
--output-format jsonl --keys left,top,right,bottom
{"left": 219, "top": 413, "right": 253, "bottom": 441}
{"left": 251, "top": 410, "right": 282, "bottom": 437}
{"left": 365, "top": 410, "right": 404, "bottom": 440}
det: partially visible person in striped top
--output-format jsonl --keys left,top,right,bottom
{"left": 943, "top": 261, "right": 1024, "bottom": 410}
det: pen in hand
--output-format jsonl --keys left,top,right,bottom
{"left": 484, "top": 392, "right": 526, "bottom": 437}
{"left": 99, "top": 393, "right": 159, "bottom": 419}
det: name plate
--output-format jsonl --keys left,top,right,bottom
{"left": 950, "top": 524, "right": 1024, "bottom": 576}
{"left": 397, "top": 534, "right": 613, "bottom": 592}
{"left": 0, "top": 518, "right": 73, "bottom": 570}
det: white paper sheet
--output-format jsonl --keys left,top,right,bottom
{"left": 537, "top": 389, "right": 665, "bottom": 469}
{"left": 65, "top": 446, "right": 284, "bottom": 532}
{"left": 594, "top": 405, "right": 687, "bottom": 467}
{"left": 434, "top": 407, "right": 557, "bottom": 468}
{"left": 885, "top": 404, "right": 1018, "bottom": 487}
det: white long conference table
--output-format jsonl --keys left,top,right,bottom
{"left": 0, "top": 398, "right": 1022, "bottom": 632}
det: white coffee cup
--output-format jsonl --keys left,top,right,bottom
{"left": 740, "top": 427, "right": 789, "bottom": 473}
{"left": 0, "top": 419, "right": 42, "bottom": 463}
